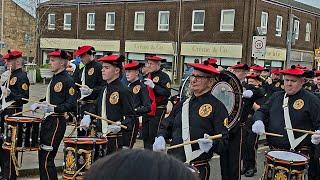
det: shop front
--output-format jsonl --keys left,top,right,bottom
{"left": 255, "top": 47, "right": 287, "bottom": 68}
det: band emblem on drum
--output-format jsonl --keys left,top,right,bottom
{"left": 109, "top": 92, "right": 119, "bottom": 104}
{"left": 198, "top": 104, "right": 212, "bottom": 118}
{"left": 66, "top": 151, "right": 76, "bottom": 171}
{"left": 10, "top": 77, "right": 17, "bottom": 85}
{"left": 293, "top": 99, "right": 304, "bottom": 110}
{"left": 224, "top": 118, "right": 229, "bottom": 127}
{"left": 166, "top": 82, "right": 171, "bottom": 89}
{"left": 275, "top": 82, "right": 280, "bottom": 88}
{"left": 153, "top": 76, "right": 159, "bottom": 83}
{"left": 275, "top": 171, "right": 287, "bottom": 180}
{"left": 133, "top": 85, "right": 140, "bottom": 94}
{"left": 54, "top": 82, "right": 63, "bottom": 92}
{"left": 88, "top": 68, "right": 94, "bottom": 76}
{"left": 69, "top": 87, "right": 75, "bottom": 95}
{"left": 22, "top": 83, "right": 28, "bottom": 90}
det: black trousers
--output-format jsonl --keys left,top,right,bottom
{"left": 142, "top": 108, "right": 166, "bottom": 150}
{"left": 77, "top": 102, "right": 96, "bottom": 137}
{"left": 193, "top": 161, "right": 211, "bottom": 180}
{"left": 242, "top": 121, "right": 259, "bottom": 170}
{"left": 121, "top": 120, "right": 139, "bottom": 148}
{"left": 0, "top": 107, "right": 22, "bottom": 180}
{"left": 220, "top": 123, "right": 242, "bottom": 180}
{"left": 38, "top": 115, "right": 66, "bottom": 180}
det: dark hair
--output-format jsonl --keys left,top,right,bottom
{"left": 84, "top": 149, "right": 199, "bottom": 180}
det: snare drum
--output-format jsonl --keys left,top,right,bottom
{"left": 3, "top": 116, "right": 42, "bottom": 151}
{"left": 63, "top": 137, "right": 108, "bottom": 180}
{"left": 262, "top": 150, "right": 309, "bottom": 180}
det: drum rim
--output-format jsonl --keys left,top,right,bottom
{"left": 5, "top": 116, "right": 42, "bottom": 122}
{"left": 63, "top": 137, "right": 108, "bottom": 144}
{"left": 2, "top": 144, "right": 39, "bottom": 151}
{"left": 266, "top": 150, "right": 309, "bottom": 165}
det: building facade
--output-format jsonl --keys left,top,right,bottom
{"left": 38, "top": 0, "right": 320, "bottom": 84}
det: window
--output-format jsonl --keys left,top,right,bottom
{"left": 48, "top": 14, "right": 55, "bottom": 30}
{"left": 260, "top": 12, "right": 268, "bottom": 34}
{"left": 220, "top": 9, "right": 235, "bottom": 31}
{"left": 87, "top": 13, "right": 95, "bottom": 30}
{"left": 106, "top": 12, "right": 115, "bottom": 30}
{"left": 134, "top": 11, "right": 145, "bottom": 31}
{"left": 294, "top": 20, "right": 300, "bottom": 40}
{"left": 158, "top": 11, "right": 170, "bottom": 31}
{"left": 305, "top": 23, "right": 311, "bottom": 41}
{"left": 275, "top": 15, "right": 282, "bottom": 37}
{"left": 192, "top": 10, "right": 205, "bottom": 31}
{"left": 64, "top": 13, "right": 71, "bottom": 30}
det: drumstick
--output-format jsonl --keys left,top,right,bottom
{"left": 284, "top": 128, "right": 315, "bottom": 135}
{"left": 84, "top": 111, "right": 127, "bottom": 129}
{"left": 21, "top": 98, "right": 56, "bottom": 107}
{"left": 264, "top": 132, "right": 283, "bottom": 137}
{"left": 167, "top": 134, "right": 222, "bottom": 150}
{"left": 12, "top": 109, "right": 33, "bottom": 116}
{"left": 75, "top": 83, "right": 86, "bottom": 87}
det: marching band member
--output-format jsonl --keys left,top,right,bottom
{"left": 74, "top": 45, "right": 104, "bottom": 136}
{"left": 124, "top": 60, "right": 151, "bottom": 148}
{"left": 154, "top": 61, "right": 228, "bottom": 180}
{"left": 252, "top": 65, "right": 320, "bottom": 179}
{"left": 30, "top": 49, "right": 76, "bottom": 180}
{"left": 0, "top": 50, "right": 29, "bottom": 180}
{"left": 143, "top": 56, "right": 171, "bottom": 150}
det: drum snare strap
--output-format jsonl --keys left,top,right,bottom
{"left": 283, "top": 94, "right": 308, "bottom": 150}
{"left": 182, "top": 98, "right": 204, "bottom": 163}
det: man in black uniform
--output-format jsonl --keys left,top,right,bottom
{"left": 153, "top": 61, "right": 228, "bottom": 180}
{"left": 142, "top": 56, "right": 171, "bottom": 149}
{"left": 0, "top": 50, "right": 30, "bottom": 180}
{"left": 30, "top": 49, "right": 76, "bottom": 180}
{"left": 74, "top": 45, "right": 104, "bottom": 136}
{"left": 252, "top": 65, "right": 320, "bottom": 180}
{"left": 123, "top": 60, "right": 151, "bottom": 148}
{"left": 82, "top": 55, "right": 136, "bottom": 154}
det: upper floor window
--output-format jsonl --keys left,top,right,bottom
{"left": 134, "top": 11, "right": 145, "bottom": 31}
{"left": 158, "top": 11, "right": 170, "bottom": 31}
{"left": 220, "top": 9, "right": 235, "bottom": 31}
{"left": 48, "top": 14, "right": 55, "bottom": 30}
{"left": 294, "top": 20, "right": 300, "bottom": 40}
{"left": 305, "top": 23, "right": 311, "bottom": 42}
{"left": 64, "top": 13, "right": 71, "bottom": 30}
{"left": 192, "top": 10, "right": 205, "bottom": 31}
{"left": 106, "top": 12, "right": 115, "bottom": 30}
{"left": 87, "top": 13, "right": 95, "bottom": 30}
{"left": 275, "top": 15, "right": 282, "bottom": 37}
{"left": 260, "top": 12, "right": 268, "bottom": 35}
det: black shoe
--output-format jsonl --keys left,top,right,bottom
{"left": 240, "top": 168, "right": 247, "bottom": 175}
{"left": 244, "top": 169, "right": 255, "bottom": 177}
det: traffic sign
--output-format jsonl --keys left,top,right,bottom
{"left": 252, "top": 36, "right": 266, "bottom": 58}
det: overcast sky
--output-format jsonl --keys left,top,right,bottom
{"left": 295, "top": 0, "right": 320, "bottom": 8}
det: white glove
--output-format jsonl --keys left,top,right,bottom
{"left": 115, "top": 121, "right": 121, "bottom": 126}
{"left": 1, "top": 86, "right": 10, "bottom": 97}
{"left": 80, "top": 115, "right": 91, "bottom": 130}
{"left": 198, "top": 134, "right": 213, "bottom": 153}
{"left": 107, "top": 125, "right": 121, "bottom": 134}
{"left": 266, "top": 78, "right": 272, "bottom": 85}
{"left": 80, "top": 85, "right": 93, "bottom": 97}
{"left": 30, "top": 103, "right": 40, "bottom": 111}
{"left": 311, "top": 130, "right": 320, "bottom": 145}
{"left": 39, "top": 102, "right": 54, "bottom": 113}
{"left": 252, "top": 120, "right": 265, "bottom": 135}
{"left": 144, "top": 78, "right": 155, "bottom": 88}
{"left": 153, "top": 136, "right": 166, "bottom": 152}
{"left": 242, "top": 90, "right": 253, "bottom": 98}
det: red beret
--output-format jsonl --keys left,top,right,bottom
{"left": 280, "top": 65, "right": 304, "bottom": 76}
{"left": 98, "top": 55, "right": 125, "bottom": 67}
{"left": 231, "top": 62, "right": 249, "bottom": 70}
{"left": 246, "top": 72, "right": 259, "bottom": 79}
{"left": 145, "top": 56, "right": 163, "bottom": 61}
{"left": 48, "top": 49, "right": 71, "bottom": 60}
{"left": 207, "top": 58, "right": 218, "bottom": 65}
{"left": 75, "top": 45, "right": 94, "bottom": 56}
{"left": 315, "top": 70, "right": 320, "bottom": 76}
{"left": 188, "top": 60, "right": 219, "bottom": 75}
{"left": 4, "top": 50, "right": 23, "bottom": 60}
{"left": 271, "top": 69, "right": 281, "bottom": 75}
{"left": 124, "top": 60, "right": 140, "bottom": 70}
{"left": 250, "top": 65, "right": 264, "bottom": 71}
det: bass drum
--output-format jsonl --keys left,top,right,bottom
{"left": 180, "top": 70, "right": 243, "bottom": 130}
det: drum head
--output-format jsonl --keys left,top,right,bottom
{"left": 267, "top": 150, "right": 308, "bottom": 162}
{"left": 180, "top": 71, "right": 243, "bottom": 129}
{"left": 64, "top": 137, "right": 108, "bottom": 145}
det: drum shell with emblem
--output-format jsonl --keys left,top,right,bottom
{"left": 63, "top": 137, "right": 108, "bottom": 180}
{"left": 262, "top": 150, "right": 309, "bottom": 180}
{"left": 2, "top": 116, "right": 42, "bottom": 151}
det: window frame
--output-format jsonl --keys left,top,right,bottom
{"left": 260, "top": 12, "right": 268, "bottom": 35}
{"left": 220, "top": 9, "right": 235, "bottom": 32}
{"left": 192, "top": 10, "right": 205, "bottom": 32}
{"left": 63, "top": 13, "right": 72, "bottom": 30}
{"left": 87, "top": 13, "right": 95, "bottom": 31}
{"left": 275, "top": 15, "right": 282, "bottom": 37}
{"left": 134, "top": 11, "right": 145, "bottom": 31}
{"left": 105, "top": 12, "right": 116, "bottom": 31}
{"left": 305, "top": 22, "right": 311, "bottom": 42}
{"left": 294, "top": 20, "right": 300, "bottom": 40}
{"left": 48, "top": 13, "right": 55, "bottom": 30}
{"left": 158, "top": 11, "right": 170, "bottom": 31}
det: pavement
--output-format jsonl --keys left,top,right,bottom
{"left": 10, "top": 83, "right": 268, "bottom": 180}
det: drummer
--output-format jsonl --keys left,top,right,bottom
{"left": 252, "top": 65, "right": 320, "bottom": 179}
{"left": 30, "top": 49, "right": 77, "bottom": 180}
{"left": 153, "top": 60, "right": 228, "bottom": 180}
{"left": 0, "top": 49, "right": 30, "bottom": 180}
